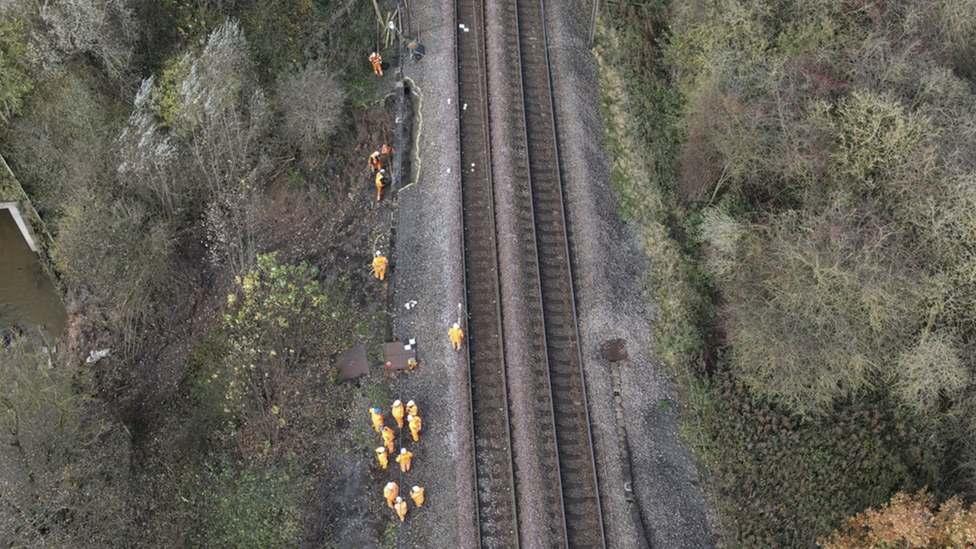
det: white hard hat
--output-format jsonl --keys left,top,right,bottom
{"left": 376, "top": 447, "right": 386, "bottom": 453}
{"left": 376, "top": 250, "right": 382, "bottom": 256}
{"left": 401, "top": 448, "right": 408, "bottom": 454}
{"left": 380, "top": 169, "right": 386, "bottom": 173}
{"left": 412, "top": 486, "right": 421, "bottom": 492}
{"left": 407, "top": 400, "right": 415, "bottom": 406}
{"left": 393, "top": 399, "right": 401, "bottom": 406}
{"left": 373, "top": 150, "right": 380, "bottom": 155}
{"left": 386, "top": 482, "right": 396, "bottom": 488}
{"left": 395, "top": 496, "right": 403, "bottom": 502}
{"left": 406, "top": 414, "right": 414, "bottom": 421}
{"left": 453, "top": 323, "right": 460, "bottom": 329}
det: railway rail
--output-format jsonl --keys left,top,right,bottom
{"left": 455, "top": 0, "right": 606, "bottom": 547}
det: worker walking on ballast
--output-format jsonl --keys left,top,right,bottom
{"left": 372, "top": 251, "right": 388, "bottom": 281}
{"left": 410, "top": 486, "right": 425, "bottom": 507}
{"left": 407, "top": 414, "right": 422, "bottom": 442}
{"left": 396, "top": 447, "right": 413, "bottom": 472}
{"left": 406, "top": 400, "right": 419, "bottom": 418}
{"left": 375, "top": 169, "right": 387, "bottom": 201}
{"left": 369, "top": 52, "right": 383, "bottom": 76}
{"left": 391, "top": 399, "right": 405, "bottom": 428}
{"left": 375, "top": 447, "right": 389, "bottom": 469}
{"left": 394, "top": 497, "right": 408, "bottom": 521}
{"left": 384, "top": 481, "right": 398, "bottom": 508}
{"left": 449, "top": 323, "right": 465, "bottom": 351}
{"left": 367, "top": 151, "right": 382, "bottom": 173}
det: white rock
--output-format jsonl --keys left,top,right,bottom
{"left": 85, "top": 349, "right": 112, "bottom": 364}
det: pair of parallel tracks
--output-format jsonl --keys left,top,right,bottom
{"left": 455, "top": 0, "right": 606, "bottom": 547}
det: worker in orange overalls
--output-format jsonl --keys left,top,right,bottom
{"left": 449, "top": 322, "right": 465, "bottom": 351}
{"left": 384, "top": 481, "right": 398, "bottom": 508}
{"left": 370, "top": 407, "right": 385, "bottom": 432}
{"left": 375, "top": 447, "right": 389, "bottom": 469}
{"left": 396, "top": 447, "right": 413, "bottom": 472}
{"left": 369, "top": 52, "right": 383, "bottom": 76}
{"left": 368, "top": 151, "right": 382, "bottom": 173}
{"left": 391, "top": 399, "right": 405, "bottom": 428}
{"left": 372, "top": 251, "right": 389, "bottom": 281}
{"left": 381, "top": 425, "right": 396, "bottom": 453}
{"left": 394, "top": 497, "right": 408, "bottom": 521}
{"left": 407, "top": 414, "right": 422, "bottom": 442}
{"left": 406, "top": 400, "right": 419, "bottom": 417}
{"left": 410, "top": 485, "right": 425, "bottom": 507}
{"left": 375, "top": 169, "right": 387, "bottom": 201}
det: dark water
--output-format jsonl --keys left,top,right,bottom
{"left": 0, "top": 209, "right": 65, "bottom": 341}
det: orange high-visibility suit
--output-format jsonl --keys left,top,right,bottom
{"left": 410, "top": 486, "right": 425, "bottom": 507}
{"left": 407, "top": 414, "right": 422, "bottom": 442}
{"left": 394, "top": 497, "right": 408, "bottom": 521}
{"left": 384, "top": 482, "right": 398, "bottom": 508}
{"left": 375, "top": 447, "right": 389, "bottom": 469}
{"left": 391, "top": 399, "right": 405, "bottom": 428}
{"left": 396, "top": 448, "right": 413, "bottom": 472}
{"left": 448, "top": 323, "right": 465, "bottom": 350}
{"left": 406, "top": 400, "right": 419, "bottom": 417}
{"left": 368, "top": 151, "right": 382, "bottom": 173}
{"left": 375, "top": 170, "right": 387, "bottom": 201}
{"left": 369, "top": 52, "right": 383, "bottom": 76}
{"left": 381, "top": 426, "right": 396, "bottom": 453}
{"left": 372, "top": 252, "right": 388, "bottom": 281}
{"left": 370, "top": 407, "right": 385, "bottom": 432}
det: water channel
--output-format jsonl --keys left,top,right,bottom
{"left": 0, "top": 208, "right": 66, "bottom": 342}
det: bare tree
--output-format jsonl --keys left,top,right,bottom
{"left": 276, "top": 66, "right": 345, "bottom": 155}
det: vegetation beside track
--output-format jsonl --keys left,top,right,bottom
{"left": 0, "top": 0, "right": 397, "bottom": 546}
{"left": 596, "top": 0, "right": 976, "bottom": 546}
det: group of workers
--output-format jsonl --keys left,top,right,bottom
{"left": 362, "top": 48, "right": 471, "bottom": 525}
{"left": 371, "top": 400, "right": 425, "bottom": 522}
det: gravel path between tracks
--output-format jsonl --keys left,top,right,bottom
{"left": 390, "top": 0, "right": 717, "bottom": 548}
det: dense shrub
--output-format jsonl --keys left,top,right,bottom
{"left": 0, "top": 342, "right": 134, "bottom": 548}
{"left": 187, "top": 461, "right": 306, "bottom": 549}
{"left": 699, "top": 378, "right": 939, "bottom": 548}
{"left": 204, "top": 253, "right": 350, "bottom": 457}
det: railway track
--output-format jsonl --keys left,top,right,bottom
{"left": 456, "top": 0, "right": 606, "bottom": 546}
{"left": 455, "top": 0, "right": 520, "bottom": 547}
{"left": 513, "top": 0, "right": 607, "bottom": 546}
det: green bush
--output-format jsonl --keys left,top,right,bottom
{"left": 187, "top": 460, "right": 306, "bottom": 549}
{"left": 698, "top": 377, "right": 940, "bottom": 548}
{"left": 205, "top": 253, "right": 350, "bottom": 455}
